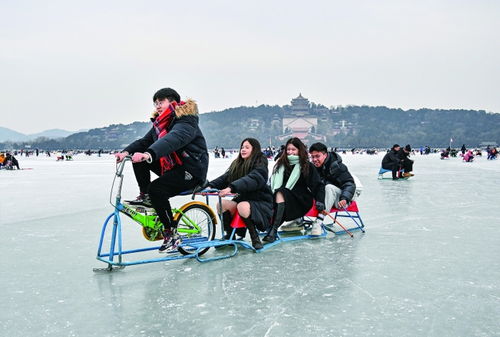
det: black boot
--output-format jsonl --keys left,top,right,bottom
{"left": 263, "top": 202, "right": 285, "bottom": 243}
{"left": 242, "top": 216, "right": 263, "bottom": 250}
{"left": 221, "top": 211, "right": 233, "bottom": 239}
{"left": 235, "top": 227, "right": 247, "bottom": 240}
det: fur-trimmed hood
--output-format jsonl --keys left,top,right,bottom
{"left": 175, "top": 99, "right": 198, "bottom": 118}
{"left": 151, "top": 99, "right": 199, "bottom": 119}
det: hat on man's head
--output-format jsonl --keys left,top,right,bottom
{"left": 153, "top": 88, "right": 181, "bottom": 103}
{"left": 405, "top": 144, "right": 411, "bottom": 151}
{"left": 392, "top": 144, "right": 400, "bottom": 149}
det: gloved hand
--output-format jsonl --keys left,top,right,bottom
{"left": 131, "top": 152, "right": 151, "bottom": 163}
{"left": 315, "top": 201, "right": 325, "bottom": 212}
{"left": 114, "top": 151, "right": 129, "bottom": 163}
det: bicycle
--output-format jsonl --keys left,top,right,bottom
{"left": 94, "top": 157, "right": 217, "bottom": 271}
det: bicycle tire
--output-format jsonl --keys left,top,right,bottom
{"left": 174, "top": 201, "right": 217, "bottom": 256}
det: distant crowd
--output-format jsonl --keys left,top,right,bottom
{"left": 1, "top": 144, "right": 497, "bottom": 171}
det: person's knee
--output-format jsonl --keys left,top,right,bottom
{"left": 219, "top": 200, "right": 237, "bottom": 214}
{"left": 275, "top": 192, "right": 285, "bottom": 203}
{"left": 237, "top": 202, "right": 251, "bottom": 218}
{"left": 325, "top": 184, "right": 337, "bottom": 193}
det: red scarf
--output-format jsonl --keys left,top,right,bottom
{"left": 153, "top": 101, "right": 184, "bottom": 174}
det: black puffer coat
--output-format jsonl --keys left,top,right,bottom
{"left": 397, "top": 148, "right": 411, "bottom": 161}
{"left": 124, "top": 100, "right": 209, "bottom": 183}
{"left": 209, "top": 154, "right": 273, "bottom": 231}
{"left": 274, "top": 162, "right": 325, "bottom": 221}
{"left": 315, "top": 152, "right": 356, "bottom": 203}
{"left": 381, "top": 149, "right": 400, "bottom": 169}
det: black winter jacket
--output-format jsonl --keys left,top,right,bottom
{"left": 209, "top": 155, "right": 273, "bottom": 204}
{"left": 124, "top": 100, "right": 209, "bottom": 182}
{"left": 315, "top": 152, "right": 356, "bottom": 202}
{"left": 397, "top": 149, "right": 412, "bottom": 162}
{"left": 381, "top": 149, "right": 400, "bottom": 169}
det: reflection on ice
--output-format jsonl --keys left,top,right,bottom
{"left": 1, "top": 153, "right": 499, "bottom": 336}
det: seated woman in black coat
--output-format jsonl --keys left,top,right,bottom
{"left": 263, "top": 137, "right": 325, "bottom": 243}
{"left": 208, "top": 138, "right": 273, "bottom": 249}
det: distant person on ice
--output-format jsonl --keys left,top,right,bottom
{"left": 463, "top": 150, "right": 474, "bottom": 162}
{"left": 381, "top": 144, "right": 401, "bottom": 180}
{"left": 207, "top": 138, "right": 273, "bottom": 249}
{"left": 5, "top": 152, "right": 20, "bottom": 170}
{"left": 487, "top": 147, "right": 498, "bottom": 160}
{"left": 461, "top": 144, "right": 467, "bottom": 155}
{"left": 115, "top": 88, "right": 209, "bottom": 253}
{"left": 398, "top": 144, "right": 414, "bottom": 177}
{"left": 441, "top": 148, "right": 450, "bottom": 159}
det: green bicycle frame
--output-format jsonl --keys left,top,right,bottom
{"left": 119, "top": 203, "right": 201, "bottom": 235}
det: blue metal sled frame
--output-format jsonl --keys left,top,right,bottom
{"left": 95, "top": 209, "right": 196, "bottom": 269}
{"left": 180, "top": 224, "right": 329, "bottom": 263}
{"left": 95, "top": 156, "right": 358, "bottom": 268}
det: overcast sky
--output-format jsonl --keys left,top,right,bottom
{"left": 1, "top": 0, "right": 499, "bottom": 134}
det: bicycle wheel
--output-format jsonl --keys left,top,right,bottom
{"left": 174, "top": 201, "right": 217, "bottom": 256}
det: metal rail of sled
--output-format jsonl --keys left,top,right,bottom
{"left": 176, "top": 194, "right": 329, "bottom": 263}
{"left": 94, "top": 209, "right": 201, "bottom": 272}
{"left": 181, "top": 226, "right": 328, "bottom": 263}
{"left": 94, "top": 194, "right": 364, "bottom": 269}
{"left": 94, "top": 206, "right": 329, "bottom": 269}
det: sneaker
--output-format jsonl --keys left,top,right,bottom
{"left": 126, "top": 193, "right": 152, "bottom": 207}
{"left": 159, "top": 230, "right": 181, "bottom": 253}
{"left": 280, "top": 219, "right": 303, "bottom": 232}
{"left": 310, "top": 221, "right": 323, "bottom": 236}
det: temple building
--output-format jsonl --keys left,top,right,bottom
{"left": 278, "top": 94, "right": 326, "bottom": 143}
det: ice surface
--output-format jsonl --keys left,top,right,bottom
{"left": 1, "top": 153, "right": 499, "bottom": 337}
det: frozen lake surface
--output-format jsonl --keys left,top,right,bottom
{"left": 1, "top": 152, "right": 499, "bottom": 337}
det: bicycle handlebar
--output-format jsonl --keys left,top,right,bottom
{"left": 115, "top": 155, "right": 132, "bottom": 176}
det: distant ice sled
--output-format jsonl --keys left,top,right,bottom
{"left": 377, "top": 168, "right": 410, "bottom": 180}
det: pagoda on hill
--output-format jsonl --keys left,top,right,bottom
{"left": 278, "top": 94, "right": 326, "bottom": 143}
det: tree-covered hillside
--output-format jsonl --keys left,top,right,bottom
{"left": 329, "top": 106, "right": 499, "bottom": 147}
{"left": 1, "top": 105, "right": 498, "bottom": 150}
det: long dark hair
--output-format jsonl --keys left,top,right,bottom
{"left": 227, "top": 138, "right": 265, "bottom": 182}
{"left": 273, "top": 137, "right": 309, "bottom": 176}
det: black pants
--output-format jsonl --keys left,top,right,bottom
{"left": 132, "top": 161, "right": 200, "bottom": 230}
{"left": 382, "top": 163, "right": 399, "bottom": 179}
{"left": 401, "top": 158, "right": 413, "bottom": 173}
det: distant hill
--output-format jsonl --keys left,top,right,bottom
{"left": 0, "top": 127, "right": 77, "bottom": 142}
{"left": 1, "top": 105, "right": 499, "bottom": 150}
{"left": 28, "top": 129, "right": 76, "bottom": 140}
{"left": 0, "top": 127, "right": 26, "bottom": 142}
{"left": 200, "top": 105, "right": 500, "bottom": 148}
